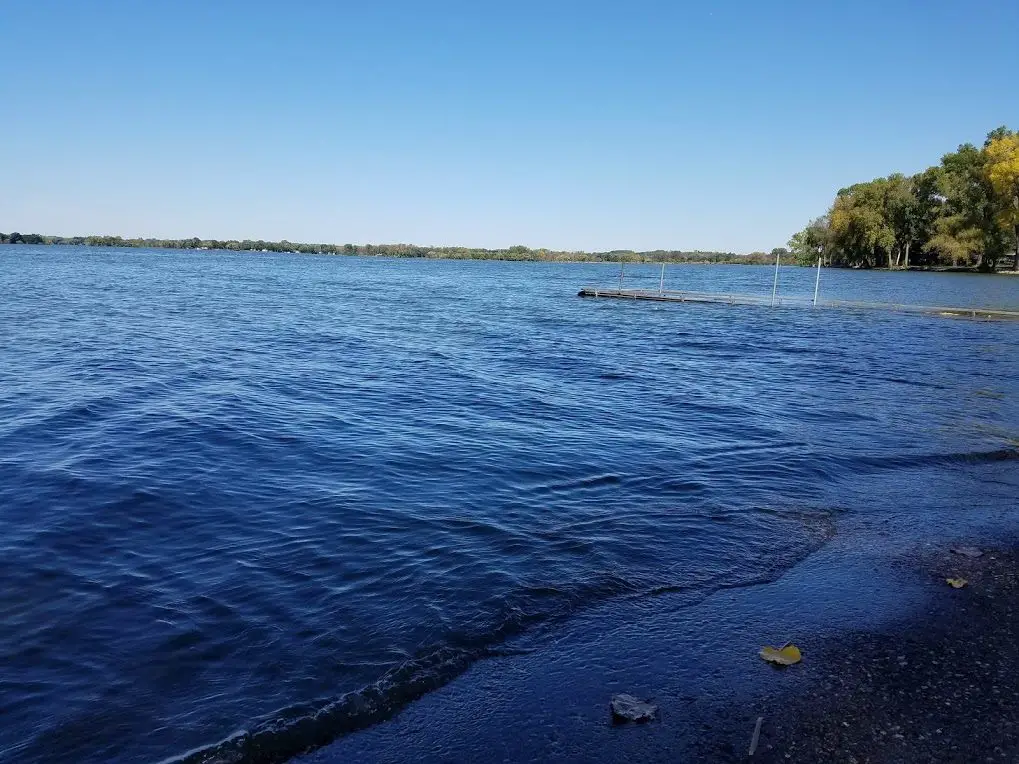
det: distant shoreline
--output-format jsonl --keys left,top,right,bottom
{"left": 4, "top": 239, "right": 1019, "bottom": 274}
{"left": 0, "top": 235, "right": 759, "bottom": 265}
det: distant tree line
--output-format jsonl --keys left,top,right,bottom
{"left": 788, "top": 126, "right": 1019, "bottom": 272}
{"left": 0, "top": 232, "right": 774, "bottom": 264}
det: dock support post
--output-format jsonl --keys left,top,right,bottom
{"left": 619, "top": 260, "right": 624, "bottom": 291}
{"left": 771, "top": 250, "right": 780, "bottom": 307}
{"left": 659, "top": 262, "right": 665, "bottom": 295}
{"left": 813, "top": 256, "right": 821, "bottom": 306}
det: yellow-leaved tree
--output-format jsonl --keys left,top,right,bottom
{"left": 985, "top": 134, "right": 1019, "bottom": 271}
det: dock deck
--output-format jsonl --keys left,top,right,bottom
{"left": 577, "top": 287, "right": 1019, "bottom": 321}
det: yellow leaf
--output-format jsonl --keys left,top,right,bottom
{"left": 985, "top": 135, "right": 1019, "bottom": 227}
{"left": 760, "top": 644, "right": 802, "bottom": 666}
{"left": 946, "top": 578, "right": 968, "bottom": 589}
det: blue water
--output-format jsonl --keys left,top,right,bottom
{"left": 1, "top": 247, "right": 1017, "bottom": 764}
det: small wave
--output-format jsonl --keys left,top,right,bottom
{"left": 531, "top": 472, "right": 622, "bottom": 494}
{"left": 756, "top": 446, "right": 1019, "bottom": 487}
{"left": 879, "top": 376, "right": 949, "bottom": 390}
{"left": 162, "top": 576, "right": 641, "bottom": 764}
{"left": 167, "top": 645, "right": 477, "bottom": 764}
{"left": 163, "top": 508, "right": 835, "bottom": 764}
{"left": 856, "top": 446, "right": 1019, "bottom": 472}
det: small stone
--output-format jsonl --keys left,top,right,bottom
{"left": 951, "top": 546, "right": 983, "bottom": 558}
{"left": 610, "top": 693, "right": 658, "bottom": 723}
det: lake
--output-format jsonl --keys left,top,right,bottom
{"left": 1, "top": 247, "right": 1017, "bottom": 763}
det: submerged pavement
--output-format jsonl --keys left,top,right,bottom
{"left": 751, "top": 544, "right": 1019, "bottom": 763}
{"left": 300, "top": 505, "right": 1019, "bottom": 763}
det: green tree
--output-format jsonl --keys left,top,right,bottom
{"left": 930, "top": 143, "right": 1007, "bottom": 270}
{"left": 883, "top": 174, "right": 915, "bottom": 268}
{"left": 788, "top": 217, "right": 829, "bottom": 265}
{"left": 828, "top": 179, "right": 895, "bottom": 268}
{"left": 883, "top": 172, "right": 942, "bottom": 269}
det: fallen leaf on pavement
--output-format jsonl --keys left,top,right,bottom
{"left": 760, "top": 644, "right": 802, "bottom": 666}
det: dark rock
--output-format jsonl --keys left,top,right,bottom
{"left": 611, "top": 693, "right": 658, "bottom": 723}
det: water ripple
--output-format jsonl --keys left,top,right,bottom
{"left": 1, "top": 248, "right": 1017, "bottom": 763}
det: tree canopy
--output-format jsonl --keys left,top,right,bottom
{"left": 789, "top": 127, "right": 1019, "bottom": 272}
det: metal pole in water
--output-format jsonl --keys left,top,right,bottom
{"left": 771, "top": 250, "right": 780, "bottom": 307}
{"left": 813, "top": 256, "right": 821, "bottom": 306}
{"left": 619, "top": 260, "right": 624, "bottom": 291}
{"left": 659, "top": 262, "right": 666, "bottom": 295}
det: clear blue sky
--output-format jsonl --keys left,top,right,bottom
{"left": 3, "top": 0, "right": 1016, "bottom": 252}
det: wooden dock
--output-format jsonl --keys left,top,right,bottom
{"left": 577, "top": 287, "right": 1019, "bottom": 321}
